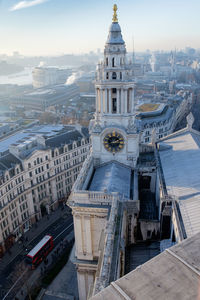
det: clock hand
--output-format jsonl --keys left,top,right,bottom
{"left": 110, "top": 139, "right": 120, "bottom": 144}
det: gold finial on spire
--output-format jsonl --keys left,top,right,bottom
{"left": 112, "top": 4, "right": 118, "bottom": 23}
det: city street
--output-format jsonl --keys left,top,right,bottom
{"left": 0, "top": 207, "right": 74, "bottom": 300}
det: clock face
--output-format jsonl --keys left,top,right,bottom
{"left": 103, "top": 131, "right": 124, "bottom": 153}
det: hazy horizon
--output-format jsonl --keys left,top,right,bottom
{"left": 1, "top": 0, "right": 200, "bottom": 56}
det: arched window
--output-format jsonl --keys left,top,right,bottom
{"left": 106, "top": 57, "right": 108, "bottom": 66}
{"left": 112, "top": 72, "right": 117, "bottom": 80}
{"left": 112, "top": 57, "right": 115, "bottom": 67}
{"left": 106, "top": 72, "right": 109, "bottom": 79}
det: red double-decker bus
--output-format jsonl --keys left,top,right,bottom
{"left": 26, "top": 235, "right": 53, "bottom": 268}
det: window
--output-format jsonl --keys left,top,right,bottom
{"left": 112, "top": 88, "right": 116, "bottom": 94}
{"left": 112, "top": 98, "right": 117, "bottom": 113}
{"left": 106, "top": 72, "right": 109, "bottom": 79}
{"left": 106, "top": 57, "right": 108, "bottom": 66}
{"left": 28, "top": 163, "right": 31, "bottom": 168}
{"left": 112, "top": 57, "right": 115, "bottom": 67}
{"left": 120, "top": 72, "right": 122, "bottom": 80}
{"left": 112, "top": 72, "right": 117, "bottom": 80}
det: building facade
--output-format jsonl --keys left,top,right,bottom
{"left": 0, "top": 125, "right": 90, "bottom": 257}
{"left": 32, "top": 67, "right": 72, "bottom": 89}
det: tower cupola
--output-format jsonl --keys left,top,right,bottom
{"left": 106, "top": 5, "right": 125, "bottom": 46}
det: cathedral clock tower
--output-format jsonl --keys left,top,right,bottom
{"left": 90, "top": 4, "right": 139, "bottom": 167}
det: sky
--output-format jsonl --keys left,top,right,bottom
{"left": 0, "top": 0, "right": 200, "bottom": 56}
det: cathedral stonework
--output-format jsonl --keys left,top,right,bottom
{"left": 68, "top": 6, "right": 146, "bottom": 300}
{"left": 90, "top": 5, "right": 139, "bottom": 167}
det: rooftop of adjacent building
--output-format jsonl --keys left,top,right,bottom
{"left": 0, "top": 124, "right": 89, "bottom": 172}
{"left": 0, "top": 124, "right": 66, "bottom": 154}
{"left": 157, "top": 119, "right": 200, "bottom": 238}
{"left": 24, "top": 83, "right": 78, "bottom": 98}
{"left": 91, "top": 231, "right": 200, "bottom": 300}
{"left": 136, "top": 104, "right": 174, "bottom": 127}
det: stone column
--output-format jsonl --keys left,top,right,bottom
{"left": 95, "top": 89, "right": 98, "bottom": 113}
{"left": 109, "top": 88, "right": 112, "bottom": 113}
{"left": 131, "top": 88, "right": 135, "bottom": 113}
{"left": 124, "top": 89, "right": 128, "bottom": 114}
{"left": 133, "top": 170, "right": 138, "bottom": 201}
{"left": 104, "top": 88, "right": 107, "bottom": 113}
{"left": 100, "top": 89, "right": 103, "bottom": 114}
{"left": 128, "top": 89, "right": 131, "bottom": 113}
{"left": 121, "top": 89, "right": 124, "bottom": 113}
{"left": 74, "top": 215, "right": 83, "bottom": 257}
{"left": 117, "top": 88, "right": 120, "bottom": 114}
{"left": 77, "top": 270, "right": 87, "bottom": 300}
{"left": 84, "top": 215, "right": 92, "bottom": 259}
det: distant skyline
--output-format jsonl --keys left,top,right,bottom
{"left": 0, "top": 0, "right": 200, "bottom": 56}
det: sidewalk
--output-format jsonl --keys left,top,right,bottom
{"left": 0, "top": 206, "right": 70, "bottom": 273}
{"left": 41, "top": 245, "right": 78, "bottom": 300}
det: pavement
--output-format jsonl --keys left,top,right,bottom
{"left": 40, "top": 245, "right": 79, "bottom": 300}
{"left": 0, "top": 206, "right": 70, "bottom": 274}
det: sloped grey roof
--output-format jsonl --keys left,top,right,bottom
{"left": 45, "top": 127, "right": 89, "bottom": 148}
{"left": 45, "top": 130, "right": 82, "bottom": 148}
{"left": 91, "top": 232, "right": 200, "bottom": 300}
{"left": 0, "top": 153, "right": 21, "bottom": 171}
{"left": 158, "top": 129, "right": 200, "bottom": 237}
{"left": 88, "top": 162, "right": 131, "bottom": 199}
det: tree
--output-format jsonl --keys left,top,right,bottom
{"left": 39, "top": 112, "right": 59, "bottom": 124}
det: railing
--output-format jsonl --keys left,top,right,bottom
{"left": 154, "top": 146, "right": 167, "bottom": 196}
{"left": 125, "top": 199, "right": 140, "bottom": 213}
{"left": 93, "top": 197, "right": 119, "bottom": 295}
{"left": 172, "top": 199, "right": 187, "bottom": 241}
{"left": 69, "top": 190, "right": 120, "bottom": 205}
{"left": 161, "top": 194, "right": 187, "bottom": 242}
{"left": 88, "top": 191, "right": 119, "bottom": 202}
{"left": 73, "top": 154, "right": 93, "bottom": 191}
{"left": 109, "top": 202, "right": 124, "bottom": 283}
{"left": 69, "top": 188, "right": 140, "bottom": 210}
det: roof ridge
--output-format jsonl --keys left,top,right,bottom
{"left": 166, "top": 248, "right": 200, "bottom": 276}
{"left": 157, "top": 127, "right": 189, "bottom": 142}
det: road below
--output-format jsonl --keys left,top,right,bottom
{"left": 0, "top": 209, "right": 73, "bottom": 300}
